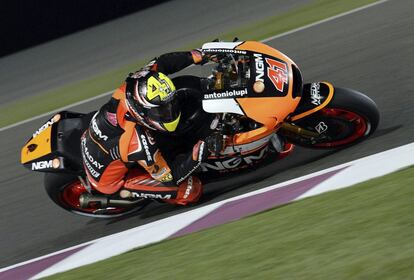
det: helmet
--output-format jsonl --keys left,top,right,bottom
{"left": 125, "top": 71, "right": 181, "bottom": 132}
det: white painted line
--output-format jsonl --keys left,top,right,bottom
{"left": 0, "top": 242, "right": 92, "bottom": 273}
{"left": 262, "top": 0, "right": 390, "bottom": 43}
{"left": 297, "top": 142, "right": 414, "bottom": 199}
{"left": 0, "top": 90, "right": 113, "bottom": 132}
{"left": 33, "top": 204, "right": 222, "bottom": 279}
{"left": 0, "top": 0, "right": 390, "bottom": 132}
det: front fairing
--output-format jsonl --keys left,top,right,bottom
{"left": 200, "top": 41, "right": 302, "bottom": 129}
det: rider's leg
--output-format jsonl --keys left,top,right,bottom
{"left": 119, "top": 169, "right": 203, "bottom": 205}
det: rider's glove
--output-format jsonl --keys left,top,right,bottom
{"left": 191, "top": 133, "right": 224, "bottom": 162}
{"left": 192, "top": 140, "right": 210, "bottom": 162}
{"left": 191, "top": 49, "right": 209, "bottom": 65}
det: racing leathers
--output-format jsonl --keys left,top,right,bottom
{"left": 80, "top": 50, "right": 212, "bottom": 205}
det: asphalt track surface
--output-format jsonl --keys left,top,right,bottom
{"left": 1, "top": 0, "right": 413, "bottom": 268}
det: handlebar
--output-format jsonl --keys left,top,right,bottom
{"left": 209, "top": 53, "right": 250, "bottom": 90}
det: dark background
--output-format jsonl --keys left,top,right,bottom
{"left": 0, "top": 0, "right": 170, "bottom": 58}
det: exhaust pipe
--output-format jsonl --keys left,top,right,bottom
{"left": 79, "top": 193, "right": 143, "bottom": 209}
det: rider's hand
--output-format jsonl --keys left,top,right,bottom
{"left": 191, "top": 134, "right": 224, "bottom": 162}
{"left": 192, "top": 140, "right": 209, "bottom": 162}
{"left": 191, "top": 49, "right": 209, "bottom": 65}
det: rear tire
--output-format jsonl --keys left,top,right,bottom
{"left": 44, "top": 173, "right": 146, "bottom": 218}
{"left": 283, "top": 87, "right": 379, "bottom": 148}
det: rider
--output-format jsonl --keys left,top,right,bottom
{"left": 80, "top": 50, "right": 214, "bottom": 206}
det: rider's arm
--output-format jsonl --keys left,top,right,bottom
{"left": 144, "top": 50, "right": 204, "bottom": 75}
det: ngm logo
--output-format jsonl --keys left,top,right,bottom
{"left": 31, "top": 160, "right": 53, "bottom": 170}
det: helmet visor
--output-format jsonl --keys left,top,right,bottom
{"left": 147, "top": 97, "right": 180, "bottom": 123}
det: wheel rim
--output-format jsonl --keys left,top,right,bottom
{"left": 314, "top": 108, "right": 369, "bottom": 147}
{"left": 60, "top": 181, "right": 126, "bottom": 214}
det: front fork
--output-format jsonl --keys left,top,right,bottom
{"left": 279, "top": 122, "right": 320, "bottom": 138}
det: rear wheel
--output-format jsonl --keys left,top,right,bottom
{"left": 44, "top": 173, "right": 146, "bottom": 218}
{"left": 281, "top": 87, "right": 379, "bottom": 148}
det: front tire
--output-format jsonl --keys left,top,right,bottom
{"left": 44, "top": 173, "right": 145, "bottom": 218}
{"left": 283, "top": 87, "right": 379, "bottom": 148}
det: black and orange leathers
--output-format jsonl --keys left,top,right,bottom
{"left": 80, "top": 51, "right": 212, "bottom": 201}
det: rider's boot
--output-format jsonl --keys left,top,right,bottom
{"left": 163, "top": 176, "right": 203, "bottom": 206}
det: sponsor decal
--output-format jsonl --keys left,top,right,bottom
{"left": 204, "top": 48, "right": 246, "bottom": 54}
{"left": 91, "top": 115, "right": 108, "bottom": 141}
{"left": 310, "top": 83, "right": 322, "bottom": 106}
{"left": 32, "top": 114, "right": 60, "bottom": 138}
{"left": 201, "top": 147, "right": 267, "bottom": 171}
{"left": 254, "top": 53, "right": 265, "bottom": 82}
{"left": 140, "top": 134, "right": 153, "bottom": 162}
{"left": 83, "top": 158, "right": 100, "bottom": 178}
{"left": 32, "top": 118, "right": 56, "bottom": 138}
{"left": 183, "top": 176, "right": 193, "bottom": 199}
{"left": 265, "top": 58, "right": 288, "bottom": 92}
{"left": 203, "top": 89, "right": 248, "bottom": 99}
{"left": 315, "top": 122, "right": 328, "bottom": 134}
{"left": 81, "top": 137, "right": 103, "bottom": 178}
{"left": 31, "top": 160, "right": 53, "bottom": 170}
{"left": 131, "top": 192, "right": 172, "bottom": 199}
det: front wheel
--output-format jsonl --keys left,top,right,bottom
{"left": 281, "top": 87, "right": 379, "bottom": 148}
{"left": 44, "top": 173, "right": 147, "bottom": 218}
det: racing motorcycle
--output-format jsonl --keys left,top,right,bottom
{"left": 21, "top": 41, "right": 379, "bottom": 218}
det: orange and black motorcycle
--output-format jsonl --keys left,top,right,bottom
{"left": 21, "top": 41, "right": 379, "bottom": 218}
